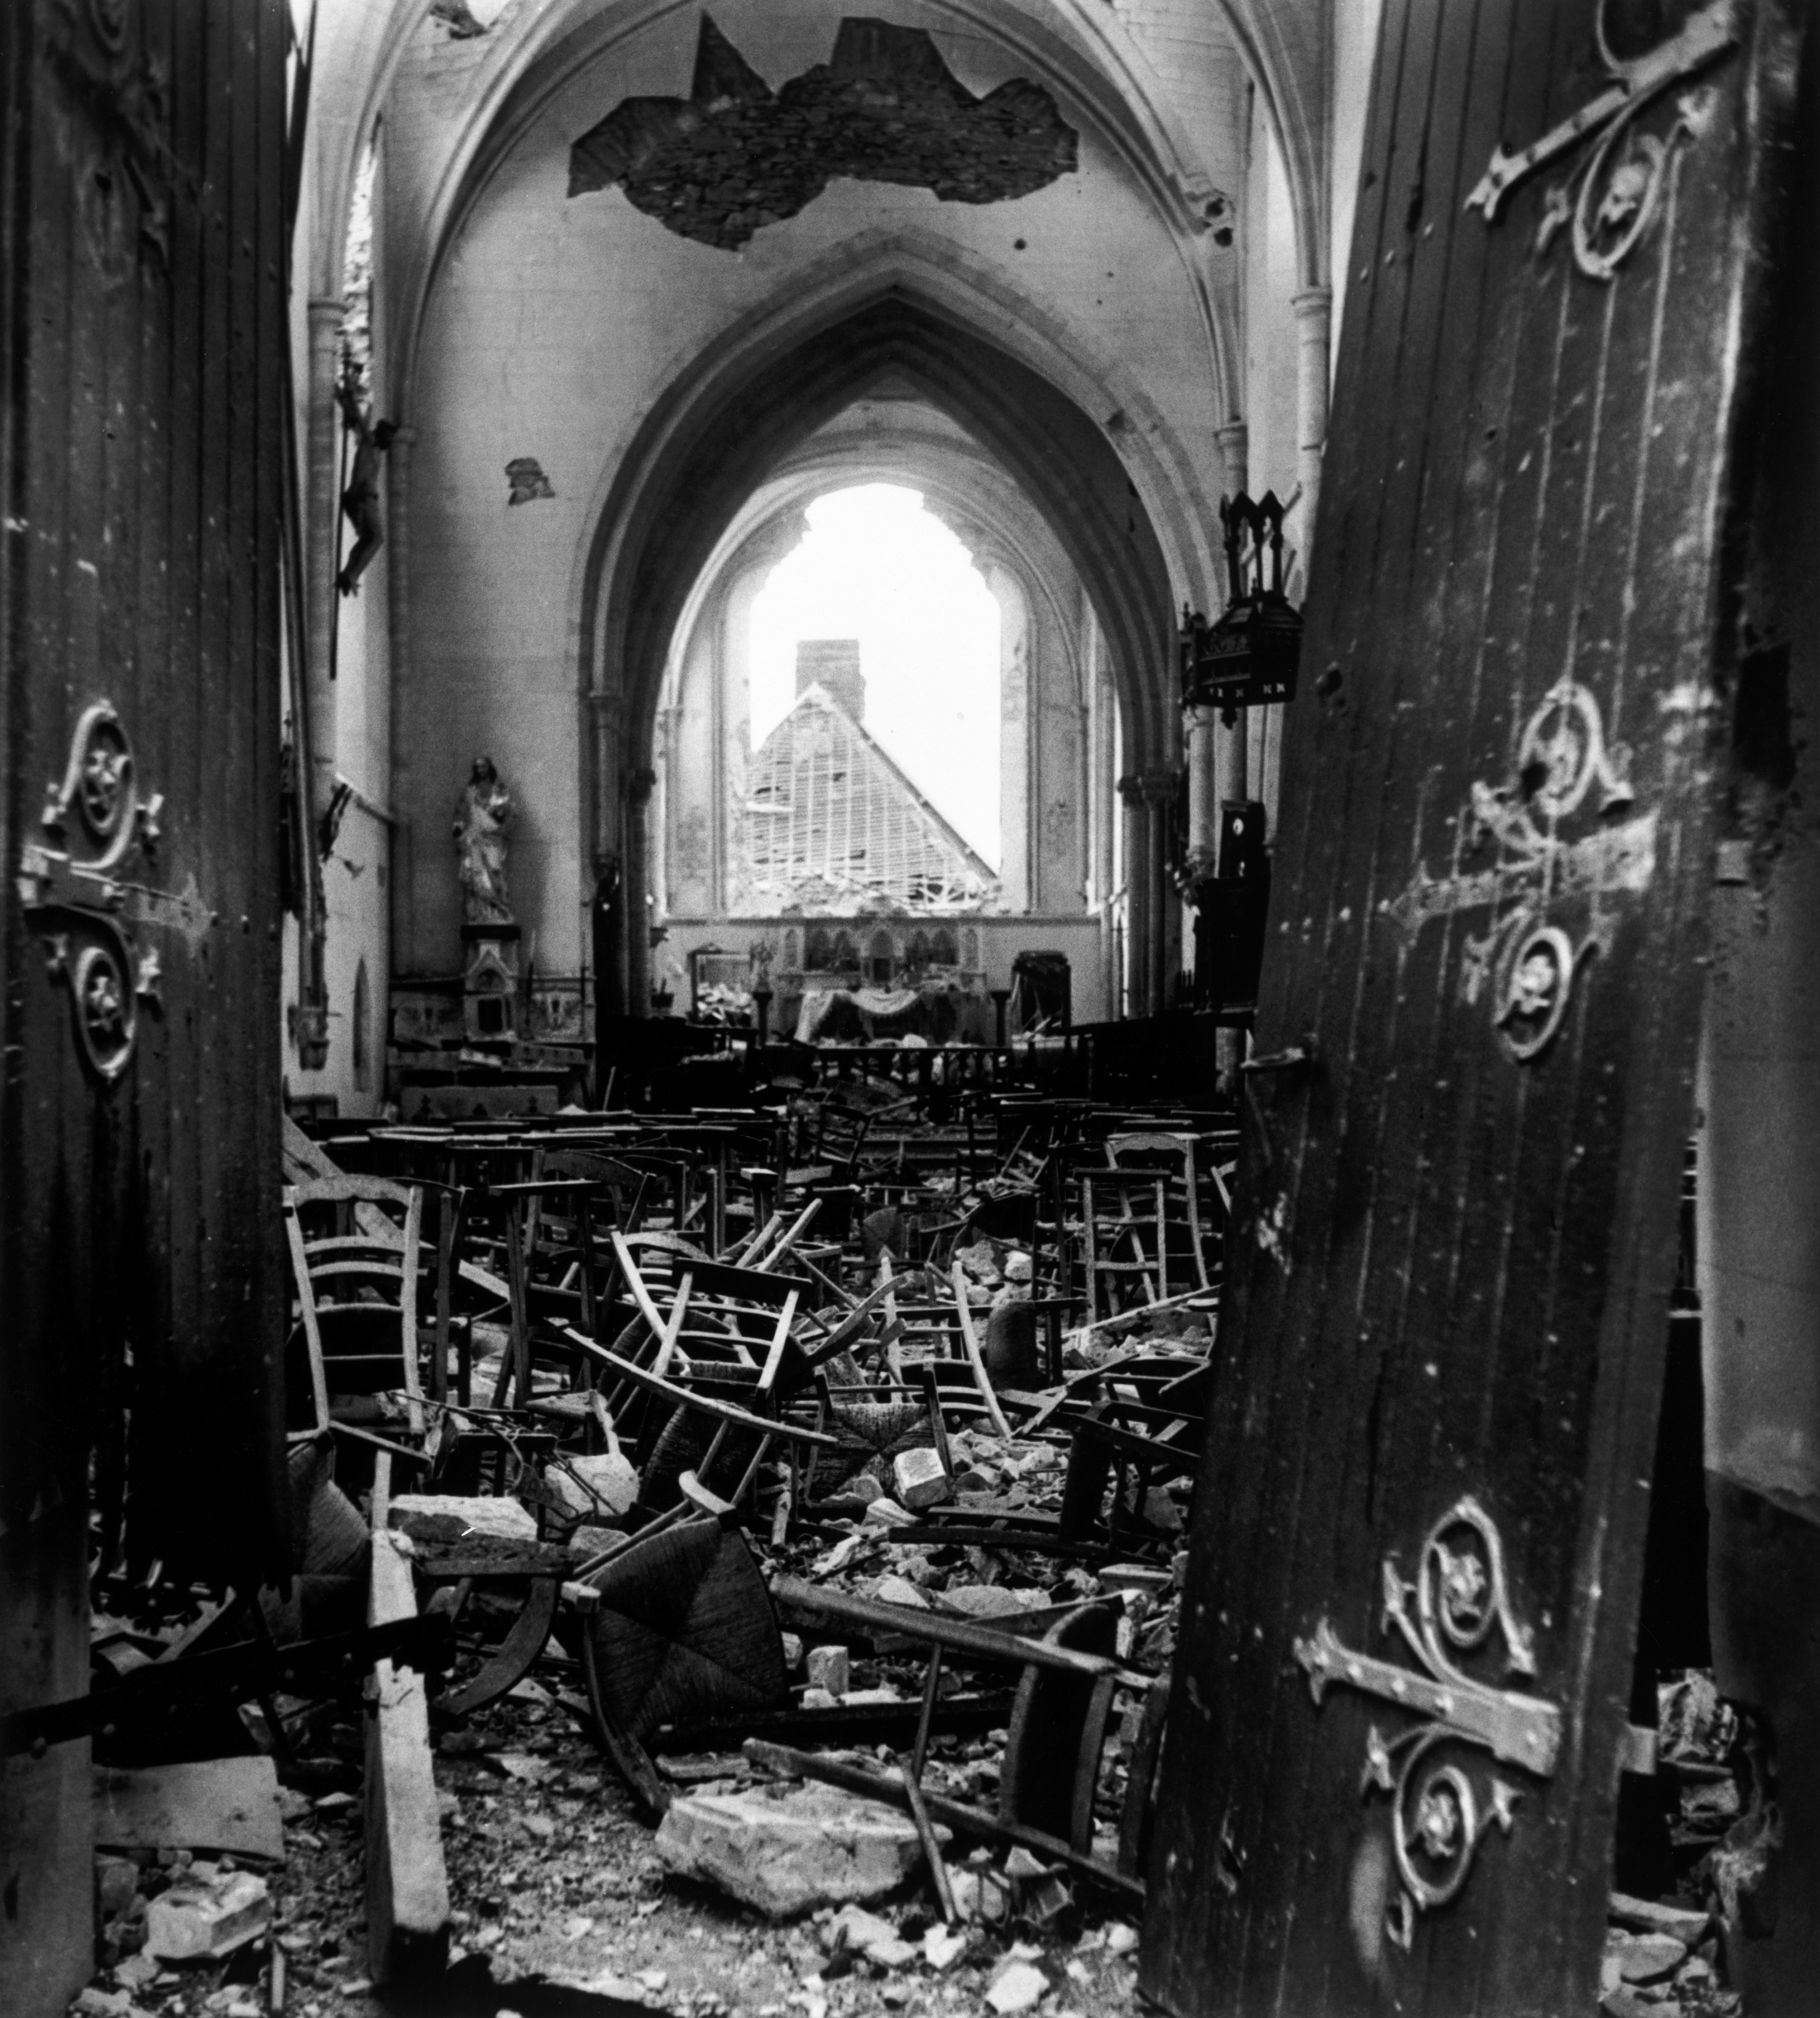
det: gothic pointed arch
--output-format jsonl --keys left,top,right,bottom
{"left": 578, "top": 280, "right": 1179, "bottom": 787}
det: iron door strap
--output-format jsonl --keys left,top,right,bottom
{"left": 1293, "top": 1498, "right": 1561, "bottom": 1948}
{"left": 17, "top": 700, "right": 211, "bottom": 1082}
{"left": 1466, "top": 0, "right": 1739, "bottom": 281}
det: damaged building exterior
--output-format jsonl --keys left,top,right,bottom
{"left": 1, "top": 1, "right": 1818, "bottom": 2017}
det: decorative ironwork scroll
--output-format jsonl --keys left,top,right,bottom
{"left": 1294, "top": 1498, "right": 1561, "bottom": 1950}
{"left": 1381, "top": 678, "right": 1656, "bottom": 1063}
{"left": 17, "top": 701, "right": 198, "bottom": 1082}
{"left": 1465, "top": 0, "right": 1737, "bottom": 280}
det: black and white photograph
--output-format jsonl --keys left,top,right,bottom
{"left": 0, "top": 2, "right": 1813, "bottom": 2014}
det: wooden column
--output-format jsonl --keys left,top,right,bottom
{"left": 1118, "top": 775, "right": 1150, "bottom": 1016}
{"left": 626, "top": 767, "right": 657, "bottom": 1017}
{"left": 1140, "top": 769, "right": 1180, "bottom": 1015}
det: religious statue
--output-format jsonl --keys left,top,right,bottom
{"left": 335, "top": 371, "right": 397, "bottom": 596}
{"left": 454, "top": 756, "right": 514, "bottom": 926}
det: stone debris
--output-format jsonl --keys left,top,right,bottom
{"left": 652, "top": 1779, "right": 938, "bottom": 1917}
{"left": 986, "top": 1957, "right": 1051, "bottom": 2012}
{"left": 143, "top": 1866, "right": 271, "bottom": 1962}
{"left": 829, "top": 1902, "right": 919, "bottom": 1968}
{"left": 804, "top": 1644, "right": 851, "bottom": 1697}
{"left": 943, "top": 1583, "right": 1046, "bottom": 1618}
{"left": 923, "top": 1923, "right": 972, "bottom": 1969}
{"left": 544, "top": 1448, "right": 639, "bottom": 1521}
{"left": 1606, "top": 1929, "right": 1689, "bottom": 1984}
{"left": 69, "top": 1095, "right": 1747, "bottom": 2018}
{"left": 388, "top": 1492, "right": 536, "bottom": 1540}
{"left": 891, "top": 1446, "right": 953, "bottom": 1510}
{"left": 1609, "top": 1890, "right": 1712, "bottom": 1946}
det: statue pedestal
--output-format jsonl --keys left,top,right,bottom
{"left": 462, "top": 921, "right": 521, "bottom": 1042}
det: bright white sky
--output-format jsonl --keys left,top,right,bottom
{"left": 748, "top": 485, "right": 1002, "bottom": 867}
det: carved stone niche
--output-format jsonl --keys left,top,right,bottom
{"left": 462, "top": 924, "right": 520, "bottom": 1042}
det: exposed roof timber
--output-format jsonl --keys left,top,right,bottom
{"left": 747, "top": 687, "right": 1000, "bottom": 905}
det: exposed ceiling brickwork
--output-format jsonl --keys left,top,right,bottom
{"left": 568, "top": 14, "right": 1078, "bottom": 251}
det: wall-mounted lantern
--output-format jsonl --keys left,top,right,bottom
{"left": 1180, "top": 491, "right": 1302, "bottom": 716}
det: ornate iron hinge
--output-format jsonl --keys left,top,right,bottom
{"left": 1465, "top": 0, "right": 1737, "bottom": 280}
{"left": 46, "top": 0, "right": 194, "bottom": 278}
{"left": 1294, "top": 1497, "right": 1561, "bottom": 1950}
{"left": 1379, "top": 678, "right": 1663, "bottom": 1063}
{"left": 17, "top": 701, "right": 208, "bottom": 1083}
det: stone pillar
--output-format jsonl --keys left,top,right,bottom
{"left": 1118, "top": 774, "right": 1150, "bottom": 1017}
{"left": 1087, "top": 611, "right": 1117, "bottom": 910}
{"left": 1292, "top": 288, "right": 1333, "bottom": 569}
{"left": 382, "top": 423, "right": 414, "bottom": 927}
{"left": 983, "top": 558, "right": 1032, "bottom": 912}
{"left": 304, "top": 297, "right": 344, "bottom": 830}
{"left": 1184, "top": 707, "right": 1221, "bottom": 881}
{"left": 626, "top": 766, "right": 657, "bottom": 1016}
{"left": 1215, "top": 418, "right": 1249, "bottom": 500}
{"left": 717, "top": 561, "right": 772, "bottom": 912}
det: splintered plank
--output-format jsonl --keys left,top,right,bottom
{"left": 93, "top": 1758, "right": 283, "bottom": 1864}
{"left": 364, "top": 1461, "right": 449, "bottom": 1984}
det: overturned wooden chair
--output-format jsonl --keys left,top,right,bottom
{"left": 284, "top": 1175, "right": 429, "bottom": 1449}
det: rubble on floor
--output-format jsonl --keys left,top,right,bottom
{"left": 60, "top": 1084, "right": 1751, "bottom": 2017}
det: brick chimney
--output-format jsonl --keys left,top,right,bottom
{"left": 796, "top": 637, "right": 865, "bottom": 722}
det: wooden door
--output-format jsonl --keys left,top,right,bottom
{"left": 1, "top": 5, "right": 288, "bottom": 2009}
{"left": 1141, "top": 2, "right": 1802, "bottom": 2014}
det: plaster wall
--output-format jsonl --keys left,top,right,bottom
{"left": 390, "top": 0, "right": 1234, "bottom": 985}
{"left": 283, "top": 126, "right": 398, "bottom": 1116}
{"left": 1116, "top": 0, "right": 1250, "bottom": 194}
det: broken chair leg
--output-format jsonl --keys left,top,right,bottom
{"left": 899, "top": 1758, "right": 957, "bottom": 1924}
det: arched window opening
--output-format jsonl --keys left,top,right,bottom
{"left": 736, "top": 485, "right": 1001, "bottom": 915}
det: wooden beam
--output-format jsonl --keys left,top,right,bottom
{"left": 364, "top": 1458, "right": 450, "bottom": 1985}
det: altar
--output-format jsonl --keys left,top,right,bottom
{"left": 792, "top": 974, "right": 990, "bottom": 1045}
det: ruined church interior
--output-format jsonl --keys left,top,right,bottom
{"left": 2, "top": 1, "right": 1818, "bottom": 2016}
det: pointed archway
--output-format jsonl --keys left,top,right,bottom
{"left": 580, "top": 288, "right": 1181, "bottom": 1022}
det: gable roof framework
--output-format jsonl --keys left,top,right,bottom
{"left": 739, "top": 685, "right": 999, "bottom": 914}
